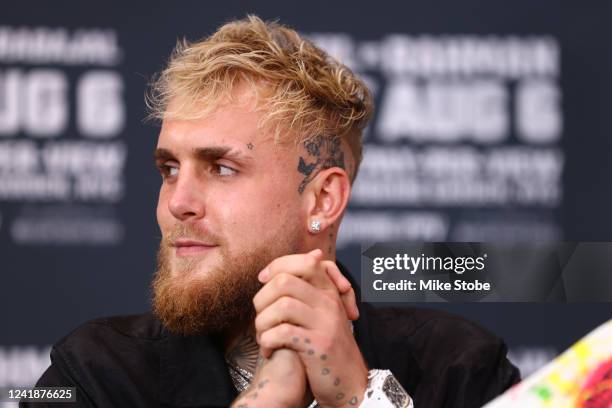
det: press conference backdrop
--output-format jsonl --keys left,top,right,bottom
{"left": 1, "top": 0, "right": 611, "bottom": 399}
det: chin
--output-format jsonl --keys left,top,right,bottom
{"left": 170, "top": 253, "right": 220, "bottom": 278}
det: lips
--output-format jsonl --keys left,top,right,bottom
{"left": 172, "top": 239, "right": 217, "bottom": 257}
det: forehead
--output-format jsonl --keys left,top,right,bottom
{"left": 159, "top": 95, "right": 264, "bottom": 143}
{"left": 160, "top": 81, "right": 276, "bottom": 145}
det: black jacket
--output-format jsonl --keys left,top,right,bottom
{"left": 26, "top": 303, "right": 519, "bottom": 408}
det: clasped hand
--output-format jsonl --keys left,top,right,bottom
{"left": 232, "top": 249, "right": 368, "bottom": 408}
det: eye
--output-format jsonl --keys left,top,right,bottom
{"left": 215, "top": 164, "right": 237, "bottom": 177}
{"left": 157, "top": 162, "right": 179, "bottom": 179}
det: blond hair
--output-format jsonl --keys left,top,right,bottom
{"left": 147, "top": 15, "right": 373, "bottom": 180}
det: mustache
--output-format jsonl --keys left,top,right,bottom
{"left": 163, "top": 223, "right": 223, "bottom": 246}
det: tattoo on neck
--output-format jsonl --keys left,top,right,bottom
{"left": 297, "top": 135, "right": 346, "bottom": 194}
{"left": 225, "top": 333, "right": 259, "bottom": 374}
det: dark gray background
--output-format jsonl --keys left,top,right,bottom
{"left": 1, "top": 0, "right": 611, "bottom": 382}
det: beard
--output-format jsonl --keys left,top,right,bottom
{"left": 152, "top": 223, "right": 300, "bottom": 336}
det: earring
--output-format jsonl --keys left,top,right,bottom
{"left": 310, "top": 220, "right": 322, "bottom": 233}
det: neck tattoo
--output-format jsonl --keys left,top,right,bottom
{"left": 225, "top": 332, "right": 260, "bottom": 375}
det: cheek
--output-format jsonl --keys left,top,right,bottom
{"left": 218, "top": 183, "right": 302, "bottom": 242}
{"left": 156, "top": 187, "right": 171, "bottom": 233}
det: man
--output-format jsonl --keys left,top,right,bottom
{"left": 29, "top": 16, "right": 519, "bottom": 408}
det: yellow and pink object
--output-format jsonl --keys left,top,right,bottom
{"left": 484, "top": 319, "right": 612, "bottom": 407}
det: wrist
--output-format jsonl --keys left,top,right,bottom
{"left": 246, "top": 375, "right": 309, "bottom": 408}
{"left": 347, "top": 366, "right": 369, "bottom": 407}
{"left": 319, "top": 363, "right": 368, "bottom": 408}
{"left": 232, "top": 380, "right": 292, "bottom": 408}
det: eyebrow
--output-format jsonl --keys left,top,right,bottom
{"left": 154, "top": 146, "right": 252, "bottom": 163}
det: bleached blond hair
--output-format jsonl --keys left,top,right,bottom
{"left": 147, "top": 15, "right": 373, "bottom": 180}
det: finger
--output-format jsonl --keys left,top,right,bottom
{"left": 323, "top": 261, "right": 360, "bottom": 320}
{"left": 323, "top": 261, "right": 352, "bottom": 294}
{"left": 255, "top": 296, "right": 317, "bottom": 337}
{"left": 258, "top": 249, "right": 322, "bottom": 281}
{"left": 325, "top": 262, "right": 359, "bottom": 320}
{"left": 258, "top": 249, "right": 334, "bottom": 291}
{"left": 253, "top": 273, "right": 323, "bottom": 314}
{"left": 258, "top": 249, "right": 326, "bottom": 282}
{"left": 258, "top": 323, "right": 311, "bottom": 358}
{"left": 341, "top": 288, "right": 359, "bottom": 321}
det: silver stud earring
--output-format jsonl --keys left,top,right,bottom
{"left": 310, "top": 220, "right": 321, "bottom": 233}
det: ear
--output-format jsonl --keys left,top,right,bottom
{"left": 303, "top": 167, "right": 351, "bottom": 234}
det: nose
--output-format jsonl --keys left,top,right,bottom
{"left": 168, "top": 167, "right": 206, "bottom": 221}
